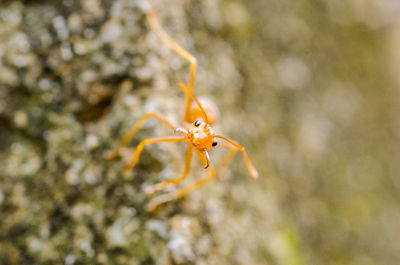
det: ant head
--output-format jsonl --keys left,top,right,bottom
{"left": 181, "top": 119, "right": 217, "bottom": 151}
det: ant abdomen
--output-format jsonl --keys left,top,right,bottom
{"left": 189, "top": 97, "right": 219, "bottom": 125}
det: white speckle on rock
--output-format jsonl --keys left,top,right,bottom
{"left": 81, "top": 70, "right": 98, "bottom": 83}
{"left": 73, "top": 41, "right": 88, "bottom": 55}
{"left": 110, "top": 1, "right": 123, "bottom": 16}
{"left": 65, "top": 159, "right": 84, "bottom": 185}
{"left": 168, "top": 230, "right": 195, "bottom": 262}
{"left": 83, "top": 28, "right": 95, "bottom": 39}
{"left": 129, "top": 207, "right": 137, "bottom": 216}
{"left": 80, "top": 240, "right": 94, "bottom": 257}
{"left": 14, "top": 110, "right": 28, "bottom": 128}
{"left": 106, "top": 221, "right": 126, "bottom": 247}
{"left": 85, "top": 134, "right": 99, "bottom": 150}
{"left": 100, "top": 20, "right": 122, "bottom": 43}
{"left": 123, "top": 94, "right": 138, "bottom": 107}
{"left": 52, "top": 16, "right": 69, "bottom": 41}
{"left": 1, "top": 7, "right": 22, "bottom": 25}
{"left": 13, "top": 54, "right": 32, "bottom": 68}
{"left": 67, "top": 13, "right": 82, "bottom": 32}
{"left": 82, "top": 0, "right": 104, "bottom": 17}
{"left": 71, "top": 204, "right": 95, "bottom": 222}
{"left": 28, "top": 237, "right": 43, "bottom": 253}
{"left": 66, "top": 171, "right": 79, "bottom": 186}
{"left": 61, "top": 43, "right": 73, "bottom": 61}
{"left": 145, "top": 219, "right": 168, "bottom": 238}
{"left": 39, "top": 78, "right": 52, "bottom": 91}
{"left": 65, "top": 254, "right": 76, "bottom": 265}
{"left": 9, "top": 33, "right": 30, "bottom": 52}
{"left": 168, "top": 233, "right": 185, "bottom": 252}
{"left": 0, "top": 66, "right": 18, "bottom": 85}
{"left": 84, "top": 168, "right": 98, "bottom": 185}
{"left": 21, "top": 154, "right": 41, "bottom": 176}
{"left": 135, "top": 0, "right": 151, "bottom": 13}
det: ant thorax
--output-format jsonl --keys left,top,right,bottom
{"left": 187, "top": 121, "right": 216, "bottom": 151}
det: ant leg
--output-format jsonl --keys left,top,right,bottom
{"left": 105, "top": 112, "right": 176, "bottom": 159}
{"left": 216, "top": 141, "right": 238, "bottom": 179}
{"left": 145, "top": 144, "right": 193, "bottom": 195}
{"left": 147, "top": 9, "right": 197, "bottom": 123}
{"left": 146, "top": 165, "right": 216, "bottom": 212}
{"left": 123, "top": 136, "right": 185, "bottom": 174}
{"left": 215, "top": 135, "right": 259, "bottom": 179}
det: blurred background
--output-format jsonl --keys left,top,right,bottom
{"left": 1, "top": 0, "right": 400, "bottom": 264}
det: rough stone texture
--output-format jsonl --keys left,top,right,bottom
{"left": 1, "top": 0, "right": 400, "bottom": 265}
{"left": 0, "top": 0, "right": 265, "bottom": 264}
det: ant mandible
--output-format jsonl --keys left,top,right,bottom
{"left": 105, "top": 8, "right": 258, "bottom": 212}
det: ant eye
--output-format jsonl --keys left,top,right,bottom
{"left": 194, "top": 120, "right": 201, "bottom": 127}
{"left": 212, "top": 141, "right": 218, "bottom": 147}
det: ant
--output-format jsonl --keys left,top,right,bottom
{"left": 105, "top": 8, "right": 258, "bottom": 212}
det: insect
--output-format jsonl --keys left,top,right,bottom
{"left": 105, "top": 8, "right": 258, "bottom": 212}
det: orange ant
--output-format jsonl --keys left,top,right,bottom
{"left": 105, "top": 9, "right": 258, "bottom": 212}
